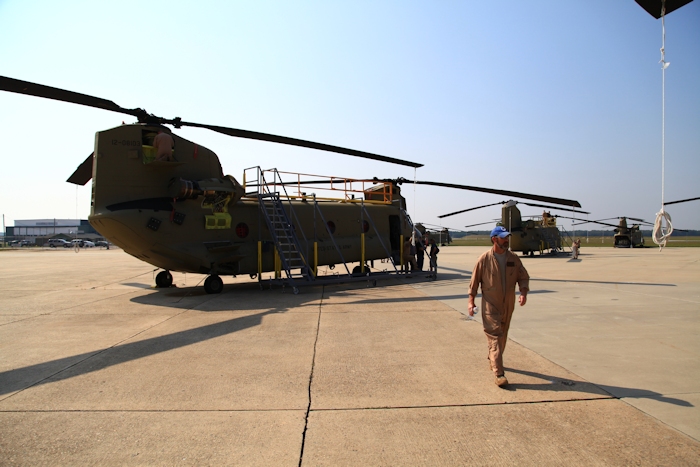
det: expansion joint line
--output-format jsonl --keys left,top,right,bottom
{"left": 298, "top": 285, "right": 324, "bottom": 466}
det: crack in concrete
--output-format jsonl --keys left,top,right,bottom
{"left": 298, "top": 285, "right": 324, "bottom": 467}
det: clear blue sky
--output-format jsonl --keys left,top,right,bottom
{"left": 1, "top": 0, "right": 698, "bottom": 232}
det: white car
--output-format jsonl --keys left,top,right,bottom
{"left": 47, "top": 239, "right": 72, "bottom": 248}
{"left": 71, "top": 239, "right": 95, "bottom": 248}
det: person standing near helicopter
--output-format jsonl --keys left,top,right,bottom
{"left": 415, "top": 235, "right": 425, "bottom": 270}
{"left": 572, "top": 238, "right": 581, "bottom": 259}
{"left": 402, "top": 236, "right": 418, "bottom": 273}
{"left": 428, "top": 238, "right": 439, "bottom": 275}
{"left": 467, "top": 226, "right": 529, "bottom": 387}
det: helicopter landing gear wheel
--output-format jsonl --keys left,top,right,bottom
{"left": 204, "top": 274, "right": 223, "bottom": 294}
{"left": 156, "top": 270, "right": 173, "bottom": 288}
{"left": 352, "top": 265, "right": 370, "bottom": 277}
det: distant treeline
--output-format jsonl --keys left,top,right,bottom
{"left": 453, "top": 230, "right": 700, "bottom": 238}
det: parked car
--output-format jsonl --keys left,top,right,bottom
{"left": 71, "top": 239, "right": 95, "bottom": 248}
{"left": 95, "top": 241, "right": 110, "bottom": 249}
{"left": 47, "top": 239, "right": 71, "bottom": 248}
{"left": 8, "top": 240, "right": 29, "bottom": 247}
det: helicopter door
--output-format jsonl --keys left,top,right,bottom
{"left": 389, "top": 215, "right": 401, "bottom": 251}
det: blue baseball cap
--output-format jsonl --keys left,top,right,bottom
{"left": 490, "top": 226, "right": 511, "bottom": 238}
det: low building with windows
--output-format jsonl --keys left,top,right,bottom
{"left": 4, "top": 219, "right": 103, "bottom": 245}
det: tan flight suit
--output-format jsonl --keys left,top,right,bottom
{"left": 469, "top": 248, "right": 530, "bottom": 376}
{"left": 402, "top": 239, "right": 418, "bottom": 272}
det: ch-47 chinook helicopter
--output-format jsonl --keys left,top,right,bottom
{"left": 414, "top": 223, "right": 455, "bottom": 246}
{"left": 1, "top": 76, "right": 582, "bottom": 293}
{"left": 439, "top": 200, "right": 589, "bottom": 256}
{"left": 570, "top": 217, "right": 652, "bottom": 248}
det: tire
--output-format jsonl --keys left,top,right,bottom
{"left": 204, "top": 275, "right": 223, "bottom": 294}
{"left": 155, "top": 271, "right": 173, "bottom": 288}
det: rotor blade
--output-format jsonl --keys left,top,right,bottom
{"left": 0, "top": 76, "right": 146, "bottom": 120}
{"left": 553, "top": 215, "right": 591, "bottom": 222}
{"left": 1, "top": 76, "right": 423, "bottom": 168}
{"left": 421, "top": 223, "right": 466, "bottom": 232}
{"left": 66, "top": 153, "right": 94, "bottom": 186}
{"left": 518, "top": 202, "right": 590, "bottom": 214}
{"left": 572, "top": 219, "right": 620, "bottom": 228}
{"left": 618, "top": 217, "right": 654, "bottom": 226}
{"left": 464, "top": 221, "right": 500, "bottom": 228}
{"left": 180, "top": 121, "right": 423, "bottom": 168}
{"left": 438, "top": 202, "right": 504, "bottom": 219}
{"left": 627, "top": 218, "right": 655, "bottom": 226}
{"left": 411, "top": 180, "right": 581, "bottom": 207}
{"left": 665, "top": 196, "right": 700, "bottom": 206}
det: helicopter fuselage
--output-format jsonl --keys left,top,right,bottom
{"left": 88, "top": 124, "right": 411, "bottom": 276}
{"left": 500, "top": 203, "right": 562, "bottom": 255}
{"left": 613, "top": 219, "right": 644, "bottom": 248}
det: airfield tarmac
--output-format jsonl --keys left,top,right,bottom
{"left": 0, "top": 246, "right": 698, "bottom": 465}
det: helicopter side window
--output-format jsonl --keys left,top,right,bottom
{"left": 141, "top": 129, "right": 175, "bottom": 164}
{"left": 142, "top": 130, "right": 158, "bottom": 163}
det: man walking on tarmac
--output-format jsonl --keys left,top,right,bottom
{"left": 468, "top": 226, "right": 529, "bottom": 387}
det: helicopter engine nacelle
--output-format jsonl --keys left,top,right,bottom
{"left": 169, "top": 176, "right": 245, "bottom": 205}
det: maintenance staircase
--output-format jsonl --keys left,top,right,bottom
{"left": 559, "top": 225, "right": 574, "bottom": 252}
{"left": 541, "top": 225, "right": 574, "bottom": 254}
{"left": 540, "top": 228, "right": 560, "bottom": 252}
{"left": 258, "top": 192, "right": 312, "bottom": 288}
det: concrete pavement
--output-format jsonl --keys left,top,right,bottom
{"left": 418, "top": 245, "right": 700, "bottom": 442}
{"left": 0, "top": 246, "right": 698, "bottom": 465}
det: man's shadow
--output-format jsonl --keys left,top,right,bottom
{"left": 503, "top": 368, "right": 693, "bottom": 407}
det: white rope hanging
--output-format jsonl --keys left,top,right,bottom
{"left": 653, "top": 209, "right": 673, "bottom": 247}
{"left": 652, "top": 0, "right": 674, "bottom": 250}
